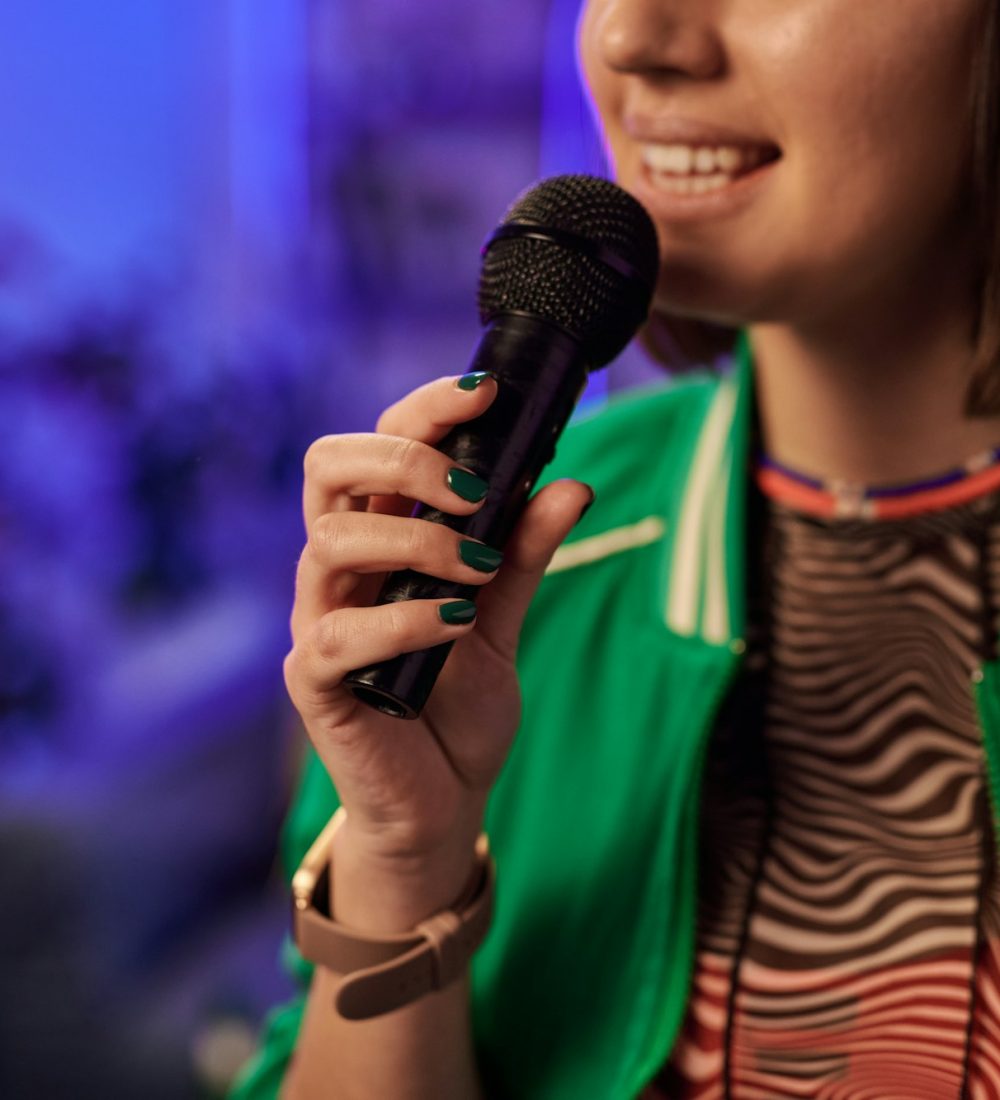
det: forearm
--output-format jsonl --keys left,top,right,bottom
{"left": 281, "top": 821, "right": 488, "bottom": 1100}
{"left": 283, "top": 966, "right": 484, "bottom": 1100}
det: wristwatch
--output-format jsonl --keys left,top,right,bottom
{"left": 292, "top": 808, "right": 495, "bottom": 1020}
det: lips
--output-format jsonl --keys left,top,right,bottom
{"left": 623, "top": 115, "right": 782, "bottom": 213}
{"left": 624, "top": 113, "right": 780, "bottom": 150}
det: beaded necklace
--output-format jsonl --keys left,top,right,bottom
{"left": 754, "top": 446, "right": 1000, "bottom": 520}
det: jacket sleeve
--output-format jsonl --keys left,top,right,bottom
{"left": 227, "top": 751, "right": 339, "bottom": 1099}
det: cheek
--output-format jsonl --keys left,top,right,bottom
{"left": 581, "top": 0, "right": 982, "bottom": 323}
{"left": 694, "top": 0, "right": 982, "bottom": 320}
{"left": 763, "top": 3, "right": 977, "bottom": 254}
{"left": 576, "top": 1, "right": 625, "bottom": 158}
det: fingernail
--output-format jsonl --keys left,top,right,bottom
{"left": 439, "top": 600, "right": 477, "bottom": 625}
{"left": 456, "top": 371, "right": 495, "bottom": 391}
{"left": 447, "top": 467, "right": 489, "bottom": 503}
{"left": 459, "top": 540, "right": 503, "bottom": 572}
{"left": 575, "top": 486, "right": 596, "bottom": 526}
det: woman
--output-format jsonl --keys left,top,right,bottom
{"left": 233, "top": 0, "right": 1000, "bottom": 1096}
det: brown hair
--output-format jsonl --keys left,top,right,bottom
{"left": 640, "top": 2, "right": 1000, "bottom": 416}
{"left": 966, "top": 0, "right": 1000, "bottom": 414}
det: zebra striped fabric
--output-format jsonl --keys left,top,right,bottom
{"left": 646, "top": 483, "right": 1000, "bottom": 1099}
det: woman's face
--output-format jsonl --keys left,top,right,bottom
{"left": 578, "top": 0, "right": 984, "bottom": 329}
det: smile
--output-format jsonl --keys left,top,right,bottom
{"left": 640, "top": 142, "right": 781, "bottom": 195}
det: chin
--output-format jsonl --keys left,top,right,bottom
{"left": 653, "top": 273, "right": 745, "bottom": 329}
{"left": 655, "top": 256, "right": 803, "bottom": 331}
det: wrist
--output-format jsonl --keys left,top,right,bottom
{"left": 293, "top": 808, "right": 495, "bottom": 1019}
{"left": 331, "top": 817, "right": 483, "bottom": 934}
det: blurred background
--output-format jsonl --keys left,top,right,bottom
{"left": 0, "top": 1, "right": 660, "bottom": 1096}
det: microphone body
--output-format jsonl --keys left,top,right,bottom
{"left": 342, "top": 174, "right": 659, "bottom": 719}
{"left": 344, "top": 314, "right": 586, "bottom": 719}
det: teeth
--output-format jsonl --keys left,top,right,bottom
{"left": 694, "top": 148, "right": 716, "bottom": 174}
{"left": 651, "top": 172, "right": 735, "bottom": 195}
{"left": 644, "top": 144, "right": 693, "bottom": 174}
{"left": 716, "top": 147, "right": 741, "bottom": 172}
{"left": 641, "top": 142, "right": 769, "bottom": 178}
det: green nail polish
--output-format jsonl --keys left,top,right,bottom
{"left": 439, "top": 600, "right": 477, "bottom": 625}
{"left": 456, "top": 371, "right": 494, "bottom": 391}
{"left": 459, "top": 540, "right": 504, "bottom": 572}
{"left": 575, "top": 487, "right": 597, "bottom": 526}
{"left": 447, "top": 467, "right": 489, "bottom": 503}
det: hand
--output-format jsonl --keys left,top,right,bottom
{"left": 284, "top": 373, "right": 591, "bottom": 898}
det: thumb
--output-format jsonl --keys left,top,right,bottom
{"left": 474, "top": 479, "right": 594, "bottom": 660}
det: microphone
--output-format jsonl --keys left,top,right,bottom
{"left": 344, "top": 174, "right": 659, "bottom": 719}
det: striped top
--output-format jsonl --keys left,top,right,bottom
{"left": 644, "top": 473, "right": 1000, "bottom": 1099}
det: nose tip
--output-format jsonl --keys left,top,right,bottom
{"left": 597, "top": 0, "right": 724, "bottom": 80}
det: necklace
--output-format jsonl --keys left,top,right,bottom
{"left": 753, "top": 447, "right": 1000, "bottom": 520}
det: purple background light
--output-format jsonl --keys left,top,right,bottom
{"left": 0, "top": 2, "right": 661, "bottom": 1095}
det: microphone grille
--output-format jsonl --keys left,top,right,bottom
{"left": 478, "top": 175, "right": 659, "bottom": 368}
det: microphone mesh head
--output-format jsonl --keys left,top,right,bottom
{"left": 478, "top": 175, "right": 659, "bottom": 368}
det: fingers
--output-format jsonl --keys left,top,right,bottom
{"left": 284, "top": 598, "right": 479, "bottom": 723}
{"left": 303, "top": 375, "right": 498, "bottom": 529}
{"left": 376, "top": 372, "right": 497, "bottom": 442}
{"left": 292, "top": 513, "right": 502, "bottom": 634}
{"left": 303, "top": 432, "right": 490, "bottom": 531}
{"left": 287, "top": 478, "right": 591, "bottom": 728}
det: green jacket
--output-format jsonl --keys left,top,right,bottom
{"left": 230, "top": 337, "right": 1000, "bottom": 1099}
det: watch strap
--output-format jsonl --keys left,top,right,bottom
{"left": 292, "top": 809, "right": 494, "bottom": 1020}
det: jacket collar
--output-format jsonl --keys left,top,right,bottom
{"left": 664, "top": 332, "right": 753, "bottom": 649}
{"left": 658, "top": 335, "right": 1000, "bottom": 834}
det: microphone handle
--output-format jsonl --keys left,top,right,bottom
{"left": 344, "top": 313, "right": 588, "bottom": 719}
